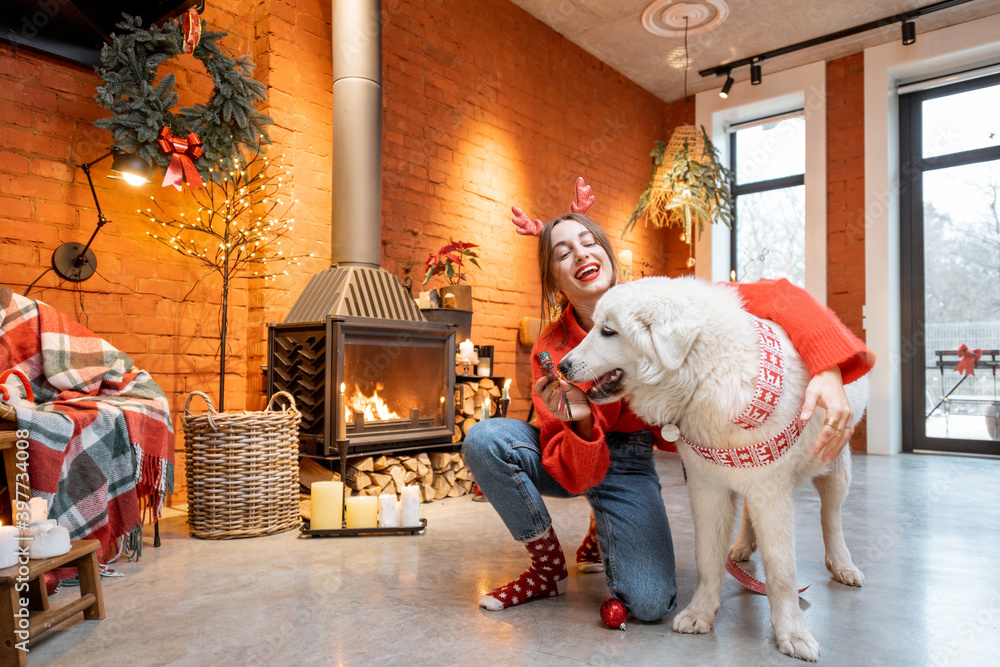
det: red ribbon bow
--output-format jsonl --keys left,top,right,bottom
{"left": 183, "top": 7, "right": 202, "bottom": 54}
{"left": 157, "top": 126, "right": 205, "bottom": 192}
{"left": 955, "top": 344, "right": 983, "bottom": 377}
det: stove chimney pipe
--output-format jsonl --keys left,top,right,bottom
{"left": 331, "top": 0, "right": 382, "bottom": 268}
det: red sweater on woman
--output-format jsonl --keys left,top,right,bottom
{"left": 529, "top": 278, "right": 876, "bottom": 494}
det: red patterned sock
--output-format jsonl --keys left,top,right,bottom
{"left": 479, "top": 527, "right": 569, "bottom": 610}
{"left": 576, "top": 513, "right": 604, "bottom": 573}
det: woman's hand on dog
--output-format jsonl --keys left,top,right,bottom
{"left": 800, "top": 366, "right": 854, "bottom": 462}
{"left": 533, "top": 376, "right": 593, "bottom": 436}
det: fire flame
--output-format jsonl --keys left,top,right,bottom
{"left": 345, "top": 383, "right": 402, "bottom": 423}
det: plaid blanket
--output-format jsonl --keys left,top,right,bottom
{"left": 0, "top": 287, "right": 173, "bottom": 554}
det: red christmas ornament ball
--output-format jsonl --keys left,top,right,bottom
{"left": 600, "top": 597, "right": 627, "bottom": 631}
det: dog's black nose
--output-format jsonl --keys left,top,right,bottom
{"left": 558, "top": 359, "right": 572, "bottom": 376}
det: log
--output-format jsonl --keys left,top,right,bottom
{"left": 390, "top": 465, "right": 406, "bottom": 491}
{"left": 361, "top": 486, "right": 381, "bottom": 497}
{"left": 401, "top": 458, "right": 420, "bottom": 472}
{"left": 299, "top": 498, "right": 311, "bottom": 520}
{"left": 416, "top": 453, "right": 431, "bottom": 466}
{"left": 458, "top": 479, "right": 474, "bottom": 493}
{"left": 421, "top": 470, "right": 434, "bottom": 486}
{"left": 384, "top": 480, "right": 397, "bottom": 497}
{"left": 453, "top": 426, "right": 462, "bottom": 443}
{"left": 488, "top": 386, "right": 501, "bottom": 399}
{"left": 444, "top": 469, "right": 456, "bottom": 486}
{"left": 455, "top": 467, "right": 470, "bottom": 481}
{"left": 433, "top": 475, "right": 451, "bottom": 500}
{"left": 403, "top": 470, "right": 418, "bottom": 484}
{"left": 350, "top": 456, "right": 374, "bottom": 472}
{"left": 447, "top": 484, "right": 463, "bottom": 498}
{"left": 299, "top": 458, "right": 336, "bottom": 489}
{"left": 345, "top": 467, "right": 371, "bottom": 491}
{"left": 372, "top": 455, "right": 389, "bottom": 471}
{"left": 460, "top": 417, "right": 477, "bottom": 437}
{"left": 421, "top": 483, "right": 435, "bottom": 503}
{"left": 368, "top": 472, "right": 392, "bottom": 490}
{"left": 479, "top": 378, "right": 495, "bottom": 390}
{"left": 417, "top": 462, "right": 429, "bottom": 477}
{"left": 429, "top": 452, "right": 451, "bottom": 470}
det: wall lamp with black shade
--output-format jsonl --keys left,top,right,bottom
{"left": 750, "top": 61, "right": 762, "bottom": 86}
{"left": 901, "top": 20, "right": 917, "bottom": 45}
{"left": 53, "top": 150, "right": 153, "bottom": 282}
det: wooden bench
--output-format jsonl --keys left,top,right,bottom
{"left": 0, "top": 540, "right": 105, "bottom": 666}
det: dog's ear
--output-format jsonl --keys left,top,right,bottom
{"left": 627, "top": 300, "right": 700, "bottom": 383}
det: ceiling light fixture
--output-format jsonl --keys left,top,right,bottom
{"left": 719, "top": 73, "right": 734, "bottom": 98}
{"left": 750, "top": 62, "right": 762, "bottom": 85}
{"left": 699, "top": 0, "right": 971, "bottom": 85}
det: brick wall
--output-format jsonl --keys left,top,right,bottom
{"left": 1, "top": 0, "right": 688, "bottom": 503}
{"left": 826, "top": 52, "right": 868, "bottom": 451}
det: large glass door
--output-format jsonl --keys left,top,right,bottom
{"left": 900, "top": 73, "right": 1000, "bottom": 455}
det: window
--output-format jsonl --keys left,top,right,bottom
{"left": 899, "top": 72, "right": 1000, "bottom": 455}
{"left": 729, "top": 115, "right": 806, "bottom": 285}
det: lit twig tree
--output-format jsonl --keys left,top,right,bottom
{"left": 142, "top": 150, "right": 311, "bottom": 410}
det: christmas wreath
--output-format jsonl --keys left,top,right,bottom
{"left": 94, "top": 13, "right": 272, "bottom": 188}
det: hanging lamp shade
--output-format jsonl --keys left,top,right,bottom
{"left": 664, "top": 123, "right": 705, "bottom": 161}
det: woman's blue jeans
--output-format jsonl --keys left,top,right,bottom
{"left": 463, "top": 417, "right": 677, "bottom": 621}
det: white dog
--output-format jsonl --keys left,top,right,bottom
{"left": 559, "top": 276, "right": 868, "bottom": 662}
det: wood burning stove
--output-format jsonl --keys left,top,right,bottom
{"left": 268, "top": 316, "right": 455, "bottom": 458}
{"left": 267, "top": 0, "right": 459, "bottom": 462}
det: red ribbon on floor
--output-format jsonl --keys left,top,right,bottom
{"left": 157, "top": 126, "right": 205, "bottom": 192}
{"left": 954, "top": 344, "right": 982, "bottom": 377}
{"left": 726, "top": 557, "right": 809, "bottom": 596}
{"left": 183, "top": 7, "right": 202, "bottom": 54}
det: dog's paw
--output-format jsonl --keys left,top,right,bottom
{"left": 829, "top": 562, "right": 865, "bottom": 587}
{"left": 672, "top": 605, "right": 716, "bottom": 634}
{"left": 775, "top": 626, "right": 820, "bottom": 662}
{"left": 728, "top": 539, "right": 757, "bottom": 562}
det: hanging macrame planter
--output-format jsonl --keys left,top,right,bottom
{"left": 624, "top": 124, "right": 734, "bottom": 253}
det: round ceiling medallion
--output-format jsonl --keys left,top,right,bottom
{"left": 642, "top": 0, "right": 729, "bottom": 37}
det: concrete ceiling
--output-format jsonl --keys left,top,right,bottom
{"left": 507, "top": 0, "right": 1000, "bottom": 101}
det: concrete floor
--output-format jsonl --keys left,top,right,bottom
{"left": 26, "top": 452, "right": 1000, "bottom": 666}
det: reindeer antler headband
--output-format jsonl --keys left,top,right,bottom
{"left": 511, "top": 177, "right": 595, "bottom": 237}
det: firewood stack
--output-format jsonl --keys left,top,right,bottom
{"left": 453, "top": 377, "right": 502, "bottom": 442}
{"left": 299, "top": 451, "right": 474, "bottom": 505}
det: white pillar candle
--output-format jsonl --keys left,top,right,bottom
{"left": 27, "top": 524, "right": 71, "bottom": 559}
{"left": 28, "top": 497, "right": 48, "bottom": 523}
{"left": 0, "top": 525, "right": 18, "bottom": 569}
{"left": 459, "top": 339, "right": 475, "bottom": 362}
{"left": 345, "top": 496, "right": 378, "bottom": 529}
{"left": 476, "top": 358, "right": 491, "bottom": 377}
{"left": 400, "top": 485, "right": 421, "bottom": 526}
{"left": 311, "top": 481, "right": 344, "bottom": 530}
{"left": 378, "top": 493, "right": 399, "bottom": 528}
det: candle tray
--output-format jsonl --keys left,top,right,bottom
{"left": 299, "top": 518, "right": 427, "bottom": 538}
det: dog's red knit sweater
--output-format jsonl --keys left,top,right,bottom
{"left": 530, "top": 278, "right": 876, "bottom": 494}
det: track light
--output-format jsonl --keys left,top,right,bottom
{"left": 901, "top": 20, "right": 916, "bottom": 45}
{"left": 719, "top": 74, "right": 734, "bottom": 98}
{"left": 750, "top": 63, "right": 762, "bottom": 86}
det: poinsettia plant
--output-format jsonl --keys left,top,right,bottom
{"left": 423, "top": 239, "right": 481, "bottom": 286}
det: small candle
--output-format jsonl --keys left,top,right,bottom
{"left": 28, "top": 497, "right": 48, "bottom": 523}
{"left": 345, "top": 496, "right": 378, "bottom": 529}
{"left": 311, "top": 481, "right": 344, "bottom": 530}
{"left": 399, "top": 486, "right": 421, "bottom": 526}
{"left": 338, "top": 382, "right": 347, "bottom": 440}
{"left": 0, "top": 524, "right": 18, "bottom": 568}
{"left": 378, "top": 493, "right": 399, "bottom": 528}
{"left": 502, "top": 378, "right": 511, "bottom": 401}
{"left": 27, "top": 524, "right": 71, "bottom": 559}
{"left": 482, "top": 397, "right": 491, "bottom": 420}
{"left": 476, "top": 357, "right": 491, "bottom": 377}
{"left": 730, "top": 269, "right": 737, "bottom": 282}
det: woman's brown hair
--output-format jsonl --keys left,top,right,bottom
{"left": 537, "top": 213, "right": 619, "bottom": 347}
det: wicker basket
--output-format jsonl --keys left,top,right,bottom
{"left": 183, "top": 391, "right": 301, "bottom": 539}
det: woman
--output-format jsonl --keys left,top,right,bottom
{"left": 463, "top": 207, "right": 873, "bottom": 620}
